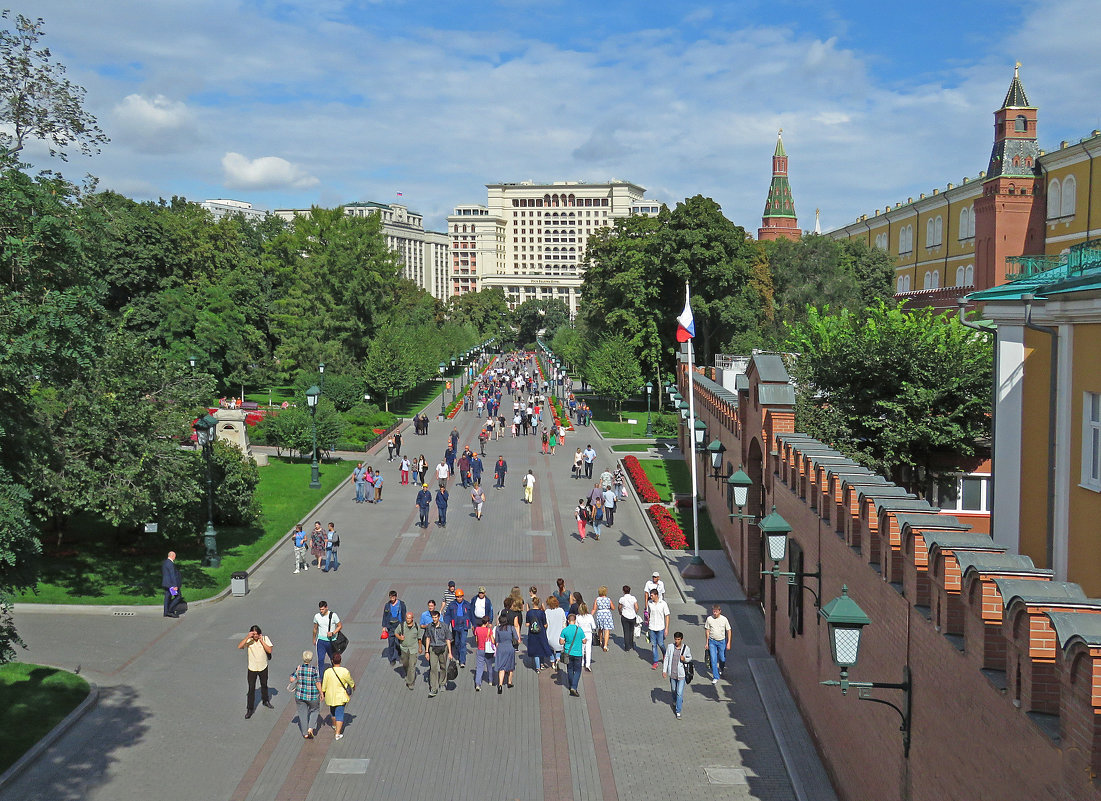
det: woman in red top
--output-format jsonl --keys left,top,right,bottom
{"left": 473, "top": 617, "right": 496, "bottom": 691}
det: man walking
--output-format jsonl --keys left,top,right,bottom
{"left": 353, "top": 462, "right": 367, "bottom": 503}
{"left": 644, "top": 571, "right": 666, "bottom": 602}
{"left": 435, "top": 458, "right": 450, "bottom": 489}
{"left": 237, "top": 625, "right": 274, "bottom": 718}
{"left": 435, "top": 485, "right": 449, "bottom": 528}
{"left": 646, "top": 589, "right": 670, "bottom": 669}
{"left": 470, "top": 452, "right": 484, "bottom": 486}
{"left": 292, "top": 524, "right": 309, "bottom": 573}
{"left": 416, "top": 483, "right": 432, "bottom": 528}
{"left": 396, "top": 611, "right": 421, "bottom": 689}
{"left": 602, "top": 483, "right": 617, "bottom": 527}
{"left": 423, "top": 609, "right": 452, "bottom": 697}
{"left": 444, "top": 589, "right": 472, "bottom": 668}
{"left": 560, "top": 613, "right": 587, "bottom": 697}
{"left": 161, "top": 551, "right": 182, "bottom": 618}
{"left": 494, "top": 455, "right": 508, "bottom": 490}
{"left": 312, "top": 600, "right": 342, "bottom": 671}
{"left": 323, "top": 522, "right": 339, "bottom": 572}
{"left": 704, "top": 604, "right": 733, "bottom": 684}
{"left": 582, "top": 444, "right": 596, "bottom": 480}
{"left": 662, "top": 631, "right": 692, "bottom": 719}
{"left": 523, "top": 469, "right": 536, "bottom": 504}
{"left": 382, "top": 590, "right": 407, "bottom": 665}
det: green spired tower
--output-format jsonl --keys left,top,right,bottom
{"left": 758, "top": 129, "right": 801, "bottom": 242}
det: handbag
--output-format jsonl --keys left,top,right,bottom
{"left": 446, "top": 658, "right": 458, "bottom": 682}
{"left": 685, "top": 654, "right": 695, "bottom": 684}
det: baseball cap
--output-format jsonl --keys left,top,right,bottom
{"left": 652, "top": 571, "right": 660, "bottom": 578}
{"left": 448, "top": 580, "right": 456, "bottom": 588}
{"left": 478, "top": 586, "right": 487, "bottom": 593}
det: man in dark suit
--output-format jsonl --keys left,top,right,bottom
{"left": 162, "top": 551, "right": 182, "bottom": 617}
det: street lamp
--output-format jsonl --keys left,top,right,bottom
{"left": 645, "top": 381, "right": 654, "bottom": 436}
{"left": 707, "top": 439, "right": 726, "bottom": 478}
{"left": 438, "top": 362, "right": 446, "bottom": 417}
{"left": 678, "top": 400, "right": 690, "bottom": 420}
{"left": 693, "top": 418, "right": 707, "bottom": 450}
{"left": 306, "top": 385, "right": 321, "bottom": 489}
{"left": 188, "top": 356, "right": 197, "bottom": 369}
{"left": 193, "top": 414, "right": 220, "bottom": 568}
{"left": 318, "top": 362, "right": 325, "bottom": 393}
{"left": 820, "top": 586, "right": 913, "bottom": 757}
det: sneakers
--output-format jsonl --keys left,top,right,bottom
{"left": 334, "top": 733, "right": 344, "bottom": 740}
{"left": 652, "top": 662, "right": 660, "bottom": 669}
{"left": 711, "top": 678, "right": 718, "bottom": 685}
{"left": 428, "top": 691, "right": 438, "bottom": 698}
{"left": 475, "top": 685, "right": 481, "bottom": 692}
{"left": 303, "top": 565, "right": 308, "bottom": 571}
{"left": 293, "top": 569, "right": 300, "bottom": 574}
{"left": 675, "top": 712, "right": 682, "bottom": 719}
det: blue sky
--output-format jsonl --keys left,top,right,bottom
{"left": 15, "top": 0, "right": 1101, "bottom": 232}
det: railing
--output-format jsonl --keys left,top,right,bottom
{"left": 1066, "top": 237, "right": 1101, "bottom": 276}
{"left": 1004, "top": 237, "right": 1101, "bottom": 282}
{"left": 1004, "top": 254, "right": 1063, "bottom": 280}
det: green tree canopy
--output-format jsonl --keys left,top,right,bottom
{"left": 586, "top": 334, "right": 644, "bottom": 421}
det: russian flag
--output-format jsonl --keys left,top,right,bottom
{"left": 676, "top": 286, "right": 695, "bottom": 342}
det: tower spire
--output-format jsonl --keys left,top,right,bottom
{"left": 758, "top": 130, "right": 801, "bottom": 242}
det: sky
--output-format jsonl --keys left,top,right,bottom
{"left": 13, "top": 0, "right": 1101, "bottom": 233}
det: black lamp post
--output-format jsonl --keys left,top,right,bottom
{"left": 306, "top": 385, "right": 321, "bottom": 489}
{"left": 439, "top": 362, "right": 447, "bottom": 416}
{"left": 645, "top": 381, "right": 654, "bottom": 436}
{"left": 193, "top": 413, "right": 220, "bottom": 567}
{"left": 318, "top": 362, "right": 325, "bottom": 392}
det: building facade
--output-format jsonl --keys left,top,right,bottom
{"left": 450, "top": 180, "right": 657, "bottom": 315}
{"left": 273, "top": 202, "right": 450, "bottom": 300}
{"left": 757, "top": 131, "right": 801, "bottom": 242}
{"left": 827, "top": 67, "right": 1101, "bottom": 311}
{"left": 199, "top": 198, "right": 268, "bottom": 222}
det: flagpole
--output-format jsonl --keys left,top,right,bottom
{"left": 681, "top": 281, "right": 714, "bottom": 580}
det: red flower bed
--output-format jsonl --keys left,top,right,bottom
{"left": 623, "top": 455, "right": 660, "bottom": 504}
{"left": 648, "top": 505, "right": 688, "bottom": 549}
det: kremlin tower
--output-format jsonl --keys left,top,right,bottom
{"left": 758, "top": 130, "right": 801, "bottom": 242}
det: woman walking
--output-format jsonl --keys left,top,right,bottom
{"left": 494, "top": 612, "right": 520, "bottom": 693}
{"left": 309, "top": 522, "right": 325, "bottom": 567}
{"left": 473, "top": 617, "right": 496, "bottom": 691}
{"left": 548, "top": 427, "right": 557, "bottom": 455}
{"left": 572, "top": 448, "right": 583, "bottom": 479}
{"left": 525, "top": 597, "right": 554, "bottom": 672}
{"left": 544, "top": 595, "right": 567, "bottom": 669}
{"left": 590, "top": 497, "right": 604, "bottom": 541}
{"left": 553, "top": 578, "right": 571, "bottom": 611}
{"left": 576, "top": 602, "right": 597, "bottom": 671}
{"left": 593, "top": 587, "right": 615, "bottom": 652}
{"left": 541, "top": 430, "right": 549, "bottom": 455}
{"left": 289, "top": 650, "right": 323, "bottom": 739}
{"left": 399, "top": 455, "right": 410, "bottom": 485}
{"left": 618, "top": 585, "right": 639, "bottom": 652}
{"left": 471, "top": 481, "right": 485, "bottom": 520}
{"left": 321, "top": 651, "right": 355, "bottom": 740}
{"left": 575, "top": 499, "right": 588, "bottom": 542}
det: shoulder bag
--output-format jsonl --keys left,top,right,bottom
{"left": 328, "top": 612, "right": 349, "bottom": 654}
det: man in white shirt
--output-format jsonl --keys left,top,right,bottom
{"left": 312, "top": 600, "right": 342, "bottom": 671}
{"left": 435, "top": 459, "right": 450, "bottom": 489}
{"left": 582, "top": 445, "right": 597, "bottom": 479}
{"left": 523, "top": 469, "right": 536, "bottom": 504}
{"left": 646, "top": 589, "right": 670, "bottom": 669}
{"left": 617, "top": 585, "right": 638, "bottom": 651}
{"left": 644, "top": 571, "right": 666, "bottom": 602}
{"left": 703, "top": 604, "right": 733, "bottom": 684}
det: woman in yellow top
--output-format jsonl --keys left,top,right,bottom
{"left": 321, "top": 651, "right": 355, "bottom": 740}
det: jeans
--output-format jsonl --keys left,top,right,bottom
{"left": 316, "top": 638, "right": 334, "bottom": 672}
{"left": 246, "top": 668, "right": 269, "bottom": 711}
{"left": 593, "top": 519, "right": 602, "bottom": 539}
{"left": 418, "top": 506, "right": 429, "bottom": 527}
{"left": 437, "top": 505, "right": 447, "bottom": 526}
{"left": 475, "top": 651, "right": 494, "bottom": 687}
{"left": 428, "top": 648, "right": 448, "bottom": 693}
{"left": 584, "top": 462, "right": 594, "bottom": 479}
{"left": 453, "top": 627, "right": 469, "bottom": 664}
{"left": 708, "top": 639, "right": 727, "bottom": 681}
{"left": 650, "top": 629, "right": 666, "bottom": 664}
{"left": 620, "top": 615, "right": 636, "bottom": 651}
{"left": 400, "top": 649, "right": 418, "bottom": 688}
{"left": 331, "top": 704, "right": 345, "bottom": 724}
{"left": 669, "top": 677, "right": 685, "bottom": 714}
{"left": 566, "top": 654, "right": 582, "bottom": 691}
{"left": 324, "top": 546, "right": 338, "bottom": 572}
{"left": 384, "top": 622, "right": 400, "bottom": 662}
{"left": 295, "top": 698, "right": 320, "bottom": 736}
{"left": 354, "top": 481, "right": 365, "bottom": 502}
{"left": 604, "top": 506, "right": 615, "bottom": 526}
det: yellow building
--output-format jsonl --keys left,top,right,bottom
{"left": 968, "top": 238, "right": 1101, "bottom": 594}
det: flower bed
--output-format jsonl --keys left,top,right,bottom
{"left": 445, "top": 356, "right": 498, "bottom": 418}
{"left": 623, "top": 455, "right": 660, "bottom": 504}
{"left": 647, "top": 504, "right": 688, "bottom": 549}
{"left": 549, "top": 396, "right": 575, "bottom": 432}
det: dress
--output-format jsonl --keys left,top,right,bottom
{"left": 309, "top": 529, "right": 325, "bottom": 563}
{"left": 494, "top": 624, "right": 519, "bottom": 672}
{"left": 594, "top": 596, "right": 615, "bottom": 631}
{"left": 525, "top": 609, "right": 554, "bottom": 661}
{"left": 545, "top": 607, "right": 567, "bottom": 655}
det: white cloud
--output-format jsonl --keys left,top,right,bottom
{"left": 221, "top": 152, "right": 319, "bottom": 190}
{"left": 112, "top": 94, "right": 196, "bottom": 153}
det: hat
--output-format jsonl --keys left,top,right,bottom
{"left": 422, "top": 483, "right": 429, "bottom": 488}
{"left": 652, "top": 571, "right": 660, "bottom": 577}
{"left": 478, "top": 586, "right": 487, "bottom": 593}
{"left": 448, "top": 580, "right": 456, "bottom": 587}
{"left": 455, "top": 589, "right": 465, "bottom": 598}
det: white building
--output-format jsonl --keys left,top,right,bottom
{"left": 200, "top": 198, "right": 268, "bottom": 221}
{"left": 273, "top": 202, "right": 450, "bottom": 300}
{"left": 449, "top": 180, "right": 657, "bottom": 315}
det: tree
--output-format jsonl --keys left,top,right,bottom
{"left": 586, "top": 335, "right": 644, "bottom": 421}
{"left": 513, "top": 299, "right": 544, "bottom": 346}
{"left": 363, "top": 323, "right": 417, "bottom": 411}
{"left": 448, "top": 288, "right": 510, "bottom": 340}
{"left": 541, "top": 298, "right": 571, "bottom": 341}
{"left": 0, "top": 12, "right": 108, "bottom": 161}
{"left": 784, "top": 302, "right": 993, "bottom": 482}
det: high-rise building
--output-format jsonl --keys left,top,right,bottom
{"left": 200, "top": 198, "right": 268, "bottom": 221}
{"left": 757, "top": 131, "right": 801, "bottom": 242}
{"left": 449, "top": 180, "right": 657, "bottom": 315}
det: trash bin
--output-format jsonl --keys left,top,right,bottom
{"left": 231, "top": 571, "right": 249, "bottom": 597}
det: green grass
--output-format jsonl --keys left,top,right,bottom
{"left": 611, "top": 442, "right": 658, "bottom": 452}
{"left": 17, "top": 457, "right": 347, "bottom": 606}
{"left": 0, "top": 663, "right": 89, "bottom": 772}
{"left": 244, "top": 386, "right": 295, "bottom": 406}
{"left": 670, "top": 507, "right": 721, "bottom": 550}
{"left": 637, "top": 458, "right": 692, "bottom": 502}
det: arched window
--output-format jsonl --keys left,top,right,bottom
{"left": 1015, "top": 115, "right": 1028, "bottom": 132}
{"left": 923, "top": 271, "right": 932, "bottom": 290}
{"left": 1062, "top": 175, "right": 1077, "bottom": 217}
{"left": 931, "top": 270, "right": 939, "bottom": 289}
{"left": 935, "top": 216, "right": 943, "bottom": 245}
{"left": 956, "top": 266, "right": 966, "bottom": 286}
{"left": 1048, "top": 179, "right": 1061, "bottom": 218}
{"left": 926, "top": 218, "right": 935, "bottom": 247}
{"left": 959, "top": 208, "right": 968, "bottom": 240}
{"left": 965, "top": 264, "right": 974, "bottom": 286}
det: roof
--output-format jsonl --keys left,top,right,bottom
{"left": 876, "top": 498, "right": 937, "bottom": 515}
{"left": 856, "top": 486, "right": 912, "bottom": 503}
{"left": 1001, "top": 65, "right": 1032, "bottom": 109}
{"left": 924, "top": 531, "right": 1003, "bottom": 554}
{"left": 896, "top": 513, "right": 969, "bottom": 533}
{"left": 967, "top": 237, "right": 1101, "bottom": 303}
{"left": 954, "top": 551, "right": 1046, "bottom": 576}
{"left": 991, "top": 579, "right": 1086, "bottom": 610}
{"left": 758, "top": 384, "right": 796, "bottom": 406}
{"left": 691, "top": 371, "right": 738, "bottom": 409}
{"left": 735, "top": 373, "right": 749, "bottom": 391}
{"left": 773, "top": 130, "right": 787, "bottom": 158}
{"left": 752, "top": 354, "right": 790, "bottom": 383}
{"left": 1046, "top": 611, "right": 1101, "bottom": 649}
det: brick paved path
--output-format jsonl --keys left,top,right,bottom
{"left": 1, "top": 394, "right": 833, "bottom": 801}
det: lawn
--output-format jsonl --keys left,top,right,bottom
{"left": 611, "top": 442, "right": 658, "bottom": 452}
{"left": 0, "top": 663, "right": 89, "bottom": 773}
{"left": 17, "top": 457, "right": 347, "bottom": 606}
{"left": 671, "top": 507, "right": 722, "bottom": 550}
{"left": 244, "top": 385, "right": 295, "bottom": 407}
{"left": 637, "top": 458, "right": 692, "bottom": 502}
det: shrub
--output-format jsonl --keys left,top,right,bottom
{"left": 623, "top": 455, "right": 660, "bottom": 503}
{"left": 647, "top": 505, "right": 687, "bottom": 549}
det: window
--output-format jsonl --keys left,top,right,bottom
{"left": 959, "top": 206, "right": 973, "bottom": 240}
{"left": 956, "top": 266, "right": 966, "bottom": 287}
{"left": 1048, "top": 179, "right": 1062, "bottom": 219}
{"left": 899, "top": 225, "right": 913, "bottom": 253}
{"left": 1015, "top": 115, "right": 1028, "bottom": 132}
{"left": 1062, "top": 175, "right": 1078, "bottom": 218}
{"left": 926, "top": 218, "right": 935, "bottom": 247}
{"left": 1083, "top": 392, "right": 1101, "bottom": 491}
{"left": 928, "top": 474, "right": 990, "bottom": 511}
{"left": 935, "top": 216, "right": 943, "bottom": 246}
{"left": 965, "top": 264, "right": 973, "bottom": 286}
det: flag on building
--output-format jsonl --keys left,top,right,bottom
{"left": 396, "top": 191, "right": 403, "bottom": 197}
{"left": 676, "top": 286, "right": 695, "bottom": 342}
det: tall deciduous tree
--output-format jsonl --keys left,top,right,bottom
{"left": 785, "top": 302, "right": 993, "bottom": 482}
{"left": 586, "top": 334, "right": 644, "bottom": 421}
{"left": 363, "top": 323, "right": 416, "bottom": 411}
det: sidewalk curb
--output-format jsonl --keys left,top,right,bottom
{"left": 0, "top": 682, "right": 99, "bottom": 792}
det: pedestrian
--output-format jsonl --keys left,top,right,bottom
{"left": 237, "top": 625, "right": 274, "bottom": 718}
{"left": 435, "top": 459, "right": 450, "bottom": 489}
{"left": 494, "top": 455, "right": 508, "bottom": 489}
{"left": 575, "top": 498, "right": 589, "bottom": 541}
{"left": 560, "top": 613, "right": 587, "bottom": 697}
{"left": 393, "top": 430, "right": 402, "bottom": 457}
{"left": 471, "top": 481, "right": 485, "bottom": 520}
{"left": 525, "top": 596, "right": 554, "bottom": 672}
{"left": 411, "top": 455, "right": 422, "bottom": 485}
{"left": 618, "top": 585, "right": 639, "bottom": 652}
{"left": 644, "top": 571, "right": 666, "bottom": 603}
{"left": 445, "top": 588, "right": 473, "bottom": 668}
{"left": 662, "top": 632, "right": 692, "bottom": 719}
{"left": 400, "top": 455, "right": 410, "bottom": 485}
{"left": 310, "top": 521, "right": 325, "bottom": 567}
{"left": 373, "top": 470, "right": 384, "bottom": 503}
{"left": 593, "top": 586, "right": 615, "bottom": 652}
{"left": 494, "top": 612, "right": 519, "bottom": 693}
{"left": 470, "top": 586, "right": 494, "bottom": 626}
{"left": 457, "top": 451, "right": 471, "bottom": 488}
{"left": 576, "top": 602, "right": 596, "bottom": 671}
{"left": 541, "top": 430, "right": 549, "bottom": 454}
{"left": 583, "top": 444, "right": 596, "bottom": 479}
{"left": 568, "top": 591, "right": 582, "bottom": 617}
{"left": 590, "top": 496, "right": 604, "bottom": 541}
{"left": 703, "top": 604, "right": 733, "bottom": 684}
{"left": 395, "top": 611, "right": 421, "bottom": 690}
{"left": 646, "top": 589, "right": 670, "bottom": 669}
{"left": 435, "top": 485, "right": 449, "bottom": 528}
{"left": 602, "top": 483, "right": 617, "bottom": 527}
{"left": 523, "top": 469, "right": 536, "bottom": 504}
{"left": 600, "top": 468, "right": 613, "bottom": 491}
{"left": 442, "top": 580, "right": 457, "bottom": 611}
{"left": 473, "top": 617, "right": 496, "bottom": 690}
{"left": 381, "top": 590, "right": 407, "bottom": 665}
{"left": 613, "top": 466, "right": 625, "bottom": 499}
{"left": 554, "top": 578, "right": 571, "bottom": 610}
{"left": 549, "top": 428, "right": 558, "bottom": 455}
{"left": 313, "top": 600, "right": 343, "bottom": 671}
{"left": 292, "top": 524, "right": 309, "bottom": 573}
{"left": 470, "top": 451, "right": 484, "bottom": 485}
{"left": 572, "top": 448, "right": 583, "bottom": 479}
{"left": 289, "top": 650, "right": 323, "bottom": 739}
{"left": 321, "top": 652, "right": 355, "bottom": 739}
{"left": 353, "top": 462, "right": 367, "bottom": 503}
{"left": 416, "top": 483, "right": 432, "bottom": 528}
{"left": 323, "top": 522, "right": 339, "bottom": 572}
{"left": 364, "top": 467, "right": 376, "bottom": 502}
{"left": 387, "top": 435, "right": 395, "bottom": 462}
{"left": 423, "top": 609, "right": 452, "bottom": 697}
{"left": 161, "top": 550, "right": 182, "bottom": 618}
{"left": 544, "top": 595, "right": 567, "bottom": 669}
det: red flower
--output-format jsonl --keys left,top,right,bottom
{"left": 647, "top": 505, "right": 688, "bottom": 549}
{"left": 623, "top": 456, "right": 661, "bottom": 504}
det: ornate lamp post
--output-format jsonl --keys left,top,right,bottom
{"left": 193, "top": 413, "right": 220, "bottom": 567}
{"left": 306, "top": 385, "right": 321, "bottom": 489}
{"left": 438, "top": 362, "right": 447, "bottom": 416}
{"left": 318, "top": 362, "right": 325, "bottom": 392}
{"left": 645, "top": 382, "right": 654, "bottom": 436}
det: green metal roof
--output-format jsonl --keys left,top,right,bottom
{"left": 1046, "top": 611, "right": 1101, "bottom": 649}
{"left": 773, "top": 130, "right": 787, "bottom": 158}
{"left": 968, "top": 237, "right": 1101, "bottom": 303}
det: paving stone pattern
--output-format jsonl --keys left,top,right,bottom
{"left": 0, "top": 389, "right": 833, "bottom": 801}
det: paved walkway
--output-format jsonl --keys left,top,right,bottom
{"left": 1, "top": 393, "right": 836, "bottom": 801}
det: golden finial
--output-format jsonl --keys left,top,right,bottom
{"left": 778, "top": 128, "right": 783, "bottom": 136}
{"left": 1015, "top": 61, "right": 1021, "bottom": 77}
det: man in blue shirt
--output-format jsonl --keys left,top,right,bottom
{"left": 443, "top": 589, "right": 472, "bottom": 668}
{"left": 415, "top": 484, "right": 432, "bottom": 528}
{"left": 352, "top": 463, "right": 367, "bottom": 503}
{"left": 470, "top": 452, "right": 484, "bottom": 485}
{"left": 381, "top": 590, "right": 407, "bottom": 665}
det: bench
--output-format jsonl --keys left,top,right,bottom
{"left": 241, "top": 401, "right": 260, "bottom": 411}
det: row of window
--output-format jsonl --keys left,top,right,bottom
{"left": 511, "top": 195, "right": 611, "bottom": 208}
{"left": 1048, "top": 176, "right": 1077, "bottom": 220}
{"left": 895, "top": 264, "right": 974, "bottom": 293}
{"left": 872, "top": 206, "right": 979, "bottom": 254}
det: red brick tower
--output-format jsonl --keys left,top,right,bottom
{"left": 973, "top": 64, "right": 1046, "bottom": 290}
{"left": 758, "top": 130, "right": 801, "bottom": 242}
